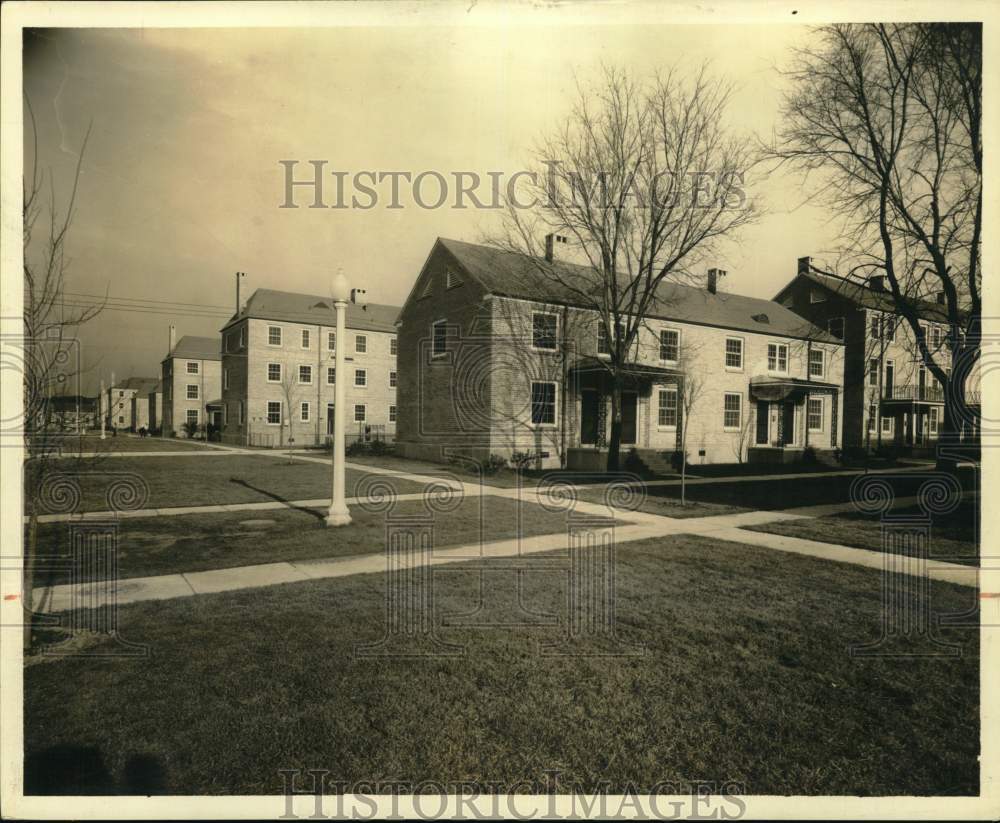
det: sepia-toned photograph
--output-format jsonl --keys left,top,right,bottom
{"left": 1, "top": 1, "right": 995, "bottom": 818}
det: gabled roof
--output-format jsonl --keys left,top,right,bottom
{"left": 165, "top": 335, "right": 221, "bottom": 362}
{"left": 117, "top": 377, "right": 160, "bottom": 394}
{"left": 434, "top": 238, "right": 839, "bottom": 343}
{"left": 222, "top": 288, "right": 400, "bottom": 334}
{"left": 777, "top": 270, "right": 956, "bottom": 324}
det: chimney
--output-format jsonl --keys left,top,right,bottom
{"left": 707, "top": 268, "right": 727, "bottom": 295}
{"left": 936, "top": 291, "right": 946, "bottom": 305}
{"left": 797, "top": 256, "right": 812, "bottom": 275}
{"left": 543, "top": 233, "right": 567, "bottom": 262}
{"left": 869, "top": 275, "right": 885, "bottom": 292}
{"left": 350, "top": 288, "right": 367, "bottom": 306}
{"left": 168, "top": 324, "right": 176, "bottom": 354}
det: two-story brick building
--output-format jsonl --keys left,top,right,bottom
{"left": 218, "top": 288, "right": 400, "bottom": 448}
{"left": 161, "top": 335, "right": 223, "bottom": 436}
{"left": 774, "top": 259, "right": 978, "bottom": 451}
{"left": 395, "top": 238, "right": 844, "bottom": 470}
{"left": 106, "top": 377, "right": 159, "bottom": 431}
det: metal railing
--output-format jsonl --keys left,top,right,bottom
{"left": 883, "top": 384, "right": 944, "bottom": 402}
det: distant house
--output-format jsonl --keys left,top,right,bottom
{"left": 107, "top": 377, "right": 159, "bottom": 431}
{"left": 161, "top": 335, "right": 222, "bottom": 436}
{"left": 774, "top": 258, "right": 980, "bottom": 451}
{"left": 48, "top": 395, "right": 98, "bottom": 432}
{"left": 218, "top": 288, "right": 400, "bottom": 448}
{"left": 146, "top": 382, "right": 163, "bottom": 432}
{"left": 395, "top": 238, "right": 845, "bottom": 470}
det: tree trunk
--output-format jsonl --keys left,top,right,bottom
{"left": 606, "top": 377, "right": 623, "bottom": 472}
{"left": 24, "top": 506, "right": 37, "bottom": 651}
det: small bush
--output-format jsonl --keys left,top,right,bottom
{"left": 510, "top": 451, "right": 534, "bottom": 472}
{"left": 181, "top": 421, "right": 199, "bottom": 439}
{"left": 480, "top": 454, "right": 508, "bottom": 476}
{"left": 345, "top": 440, "right": 367, "bottom": 457}
{"left": 671, "top": 450, "right": 688, "bottom": 472}
{"left": 801, "top": 445, "right": 817, "bottom": 464}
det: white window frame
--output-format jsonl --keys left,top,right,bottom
{"left": 724, "top": 336, "right": 744, "bottom": 371}
{"left": 531, "top": 311, "right": 559, "bottom": 352}
{"left": 390, "top": 336, "right": 398, "bottom": 356}
{"left": 300, "top": 401, "right": 310, "bottom": 422}
{"left": 807, "top": 396, "right": 824, "bottom": 432}
{"left": 327, "top": 367, "right": 336, "bottom": 385}
{"left": 267, "top": 363, "right": 282, "bottom": 383}
{"left": 328, "top": 331, "right": 336, "bottom": 351}
{"left": 868, "top": 358, "right": 879, "bottom": 387}
{"left": 659, "top": 327, "right": 680, "bottom": 364}
{"left": 186, "top": 361, "right": 199, "bottom": 374}
{"left": 808, "top": 348, "right": 825, "bottom": 379}
{"left": 657, "top": 386, "right": 678, "bottom": 430}
{"left": 767, "top": 343, "right": 789, "bottom": 375}
{"left": 723, "top": 392, "right": 742, "bottom": 432}
{"left": 354, "top": 404, "right": 367, "bottom": 423}
{"left": 301, "top": 329, "right": 310, "bottom": 349}
{"left": 186, "top": 384, "right": 199, "bottom": 400}
{"left": 266, "top": 401, "right": 282, "bottom": 426}
{"left": 267, "top": 325, "right": 282, "bottom": 347}
{"left": 529, "top": 380, "right": 558, "bottom": 428}
{"left": 929, "top": 407, "right": 939, "bottom": 435}
{"left": 389, "top": 405, "right": 397, "bottom": 423}
{"left": 881, "top": 414, "right": 893, "bottom": 435}
{"left": 185, "top": 409, "right": 199, "bottom": 425}
{"left": 431, "top": 320, "right": 447, "bottom": 358}
{"left": 298, "top": 365, "right": 313, "bottom": 385}
{"left": 354, "top": 368, "right": 367, "bottom": 387}
{"left": 389, "top": 370, "right": 397, "bottom": 388}
{"left": 868, "top": 404, "right": 877, "bottom": 433}
{"left": 355, "top": 334, "right": 367, "bottom": 354}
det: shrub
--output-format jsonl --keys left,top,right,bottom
{"left": 801, "top": 445, "right": 818, "bottom": 464}
{"left": 368, "top": 439, "right": 391, "bottom": 456}
{"left": 510, "top": 451, "right": 534, "bottom": 472}
{"left": 181, "top": 420, "right": 199, "bottom": 439}
{"left": 480, "top": 454, "right": 508, "bottom": 476}
{"left": 345, "top": 439, "right": 367, "bottom": 456}
{"left": 671, "top": 450, "right": 688, "bottom": 472}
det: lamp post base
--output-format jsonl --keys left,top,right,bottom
{"left": 325, "top": 506, "right": 352, "bottom": 527}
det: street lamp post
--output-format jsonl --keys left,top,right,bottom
{"left": 326, "top": 271, "right": 352, "bottom": 527}
{"left": 99, "top": 378, "right": 106, "bottom": 440}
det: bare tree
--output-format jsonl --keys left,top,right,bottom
{"left": 491, "top": 64, "right": 759, "bottom": 470}
{"left": 674, "top": 347, "right": 706, "bottom": 506}
{"left": 767, "top": 24, "right": 981, "bottom": 456}
{"left": 277, "top": 366, "right": 300, "bottom": 462}
{"left": 22, "top": 97, "right": 104, "bottom": 648}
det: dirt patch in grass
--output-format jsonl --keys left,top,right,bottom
{"left": 24, "top": 533, "right": 978, "bottom": 795}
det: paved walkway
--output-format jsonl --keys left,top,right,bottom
{"left": 30, "top": 448, "right": 981, "bottom": 611}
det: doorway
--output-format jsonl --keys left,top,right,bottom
{"left": 621, "top": 392, "right": 638, "bottom": 445}
{"left": 580, "top": 390, "right": 600, "bottom": 445}
{"left": 326, "top": 403, "right": 335, "bottom": 435}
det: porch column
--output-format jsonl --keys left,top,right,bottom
{"left": 674, "top": 376, "right": 684, "bottom": 452}
{"left": 830, "top": 389, "right": 838, "bottom": 448}
{"left": 803, "top": 392, "right": 810, "bottom": 448}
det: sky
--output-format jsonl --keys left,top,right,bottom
{"left": 22, "top": 23, "right": 839, "bottom": 394}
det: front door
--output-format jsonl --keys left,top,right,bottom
{"left": 580, "top": 391, "right": 600, "bottom": 445}
{"left": 326, "top": 403, "right": 335, "bottom": 435}
{"left": 621, "top": 392, "right": 638, "bottom": 445}
{"left": 756, "top": 401, "right": 769, "bottom": 445}
{"left": 782, "top": 402, "right": 796, "bottom": 446}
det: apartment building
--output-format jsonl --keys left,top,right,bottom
{"left": 774, "top": 259, "right": 979, "bottom": 450}
{"left": 218, "top": 288, "right": 400, "bottom": 447}
{"left": 395, "top": 238, "right": 845, "bottom": 470}
{"left": 105, "top": 377, "right": 159, "bottom": 431}
{"left": 161, "top": 335, "right": 222, "bottom": 436}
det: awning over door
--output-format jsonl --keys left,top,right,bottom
{"left": 749, "top": 377, "right": 839, "bottom": 402}
{"left": 568, "top": 357, "right": 682, "bottom": 392}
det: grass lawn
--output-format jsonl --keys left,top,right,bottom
{"left": 52, "top": 434, "right": 217, "bottom": 454}
{"left": 745, "top": 499, "right": 980, "bottom": 566}
{"left": 27, "top": 454, "right": 430, "bottom": 513}
{"left": 32, "top": 494, "right": 600, "bottom": 584}
{"left": 25, "top": 534, "right": 978, "bottom": 795}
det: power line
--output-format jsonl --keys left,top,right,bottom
{"left": 63, "top": 291, "right": 237, "bottom": 312}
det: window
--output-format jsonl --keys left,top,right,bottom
{"left": 267, "top": 363, "right": 281, "bottom": 383}
{"left": 298, "top": 365, "right": 313, "bottom": 384}
{"left": 390, "top": 336, "right": 398, "bottom": 356}
{"left": 724, "top": 337, "right": 743, "bottom": 369}
{"left": 658, "top": 387, "right": 678, "bottom": 428}
{"left": 186, "top": 361, "right": 199, "bottom": 374}
{"left": 881, "top": 415, "right": 893, "bottom": 434}
{"left": 868, "top": 404, "right": 877, "bottom": 432}
{"left": 530, "top": 381, "right": 557, "bottom": 426}
{"left": 354, "top": 404, "right": 366, "bottom": 422}
{"left": 268, "top": 326, "right": 282, "bottom": 346}
{"left": 809, "top": 289, "right": 826, "bottom": 304}
{"left": 267, "top": 401, "right": 281, "bottom": 425}
{"left": 354, "top": 369, "right": 367, "bottom": 387}
{"left": 389, "top": 405, "right": 397, "bottom": 423}
{"left": 887, "top": 318, "right": 896, "bottom": 342}
{"left": 420, "top": 278, "right": 433, "bottom": 299}
{"left": 223, "top": 369, "right": 229, "bottom": 390}
{"left": 186, "top": 384, "right": 199, "bottom": 400}
{"left": 239, "top": 326, "right": 246, "bottom": 348}
{"left": 355, "top": 334, "right": 367, "bottom": 353}
{"left": 532, "top": 312, "right": 558, "bottom": 350}
{"left": 432, "top": 320, "right": 447, "bottom": 357}
{"left": 597, "top": 320, "right": 624, "bottom": 356}
{"left": 300, "top": 402, "right": 310, "bottom": 422}
{"left": 327, "top": 367, "right": 336, "bottom": 385}
{"left": 186, "top": 410, "right": 198, "bottom": 425}
{"left": 389, "top": 371, "right": 397, "bottom": 388}
{"left": 868, "top": 358, "right": 879, "bottom": 387}
{"left": 808, "top": 349, "right": 825, "bottom": 378}
{"left": 929, "top": 407, "right": 939, "bottom": 435}
{"left": 931, "top": 325, "right": 943, "bottom": 349}
{"left": 446, "top": 268, "right": 463, "bottom": 289}
{"left": 301, "top": 329, "right": 310, "bottom": 348}
{"left": 871, "top": 315, "right": 881, "bottom": 340}
{"left": 828, "top": 317, "right": 845, "bottom": 339}
{"left": 238, "top": 401, "right": 244, "bottom": 425}
{"left": 767, "top": 343, "right": 788, "bottom": 373}
{"left": 118, "top": 415, "right": 125, "bottom": 424}
{"left": 659, "top": 329, "right": 679, "bottom": 363}
{"left": 723, "top": 393, "right": 742, "bottom": 430}
{"left": 328, "top": 332, "right": 336, "bottom": 351}
{"left": 807, "top": 397, "right": 823, "bottom": 432}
